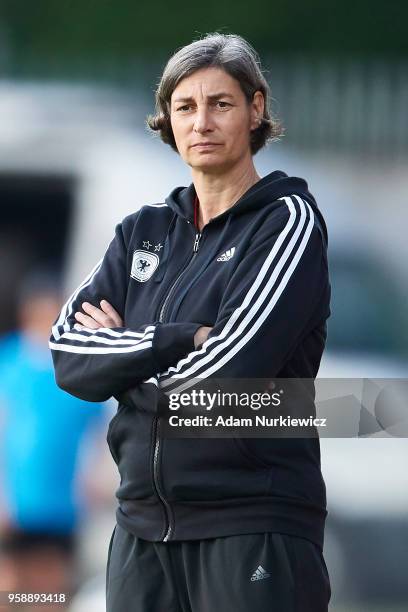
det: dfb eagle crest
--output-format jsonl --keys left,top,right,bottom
{"left": 130, "top": 250, "right": 160, "bottom": 282}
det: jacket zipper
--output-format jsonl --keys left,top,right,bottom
{"left": 152, "top": 417, "right": 174, "bottom": 541}
{"left": 158, "top": 230, "right": 202, "bottom": 323}
{"left": 154, "top": 227, "right": 202, "bottom": 542}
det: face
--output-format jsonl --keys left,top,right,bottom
{"left": 169, "top": 66, "right": 264, "bottom": 173}
{"left": 19, "top": 294, "right": 62, "bottom": 341}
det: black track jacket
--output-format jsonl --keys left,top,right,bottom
{"left": 50, "top": 170, "right": 331, "bottom": 550}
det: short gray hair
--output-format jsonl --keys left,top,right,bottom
{"left": 146, "top": 32, "right": 284, "bottom": 155}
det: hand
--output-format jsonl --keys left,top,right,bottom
{"left": 194, "top": 326, "right": 213, "bottom": 349}
{"left": 74, "top": 300, "right": 124, "bottom": 330}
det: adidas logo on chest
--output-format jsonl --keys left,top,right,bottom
{"left": 217, "top": 247, "right": 235, "bottom": 262}
{"left": 250, "top": 565, "right": 271, "bottom": 581}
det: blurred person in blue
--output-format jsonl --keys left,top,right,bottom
{"left": 0, "top": 270, "right": 107, "bottom": 607}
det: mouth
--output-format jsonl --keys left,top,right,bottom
{"left": 191, "top": 142, "right": 222, "bottom": 148}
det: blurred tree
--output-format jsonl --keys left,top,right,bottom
{"left": 0, "top": 0, "right": 407, "bottom": 78}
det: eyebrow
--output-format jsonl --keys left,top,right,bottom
{"left": 172, "top": 92, "right": 235, "bottom": 104}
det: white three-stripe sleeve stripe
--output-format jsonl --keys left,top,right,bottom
{"left": 50, "top": 255, "right": 156, "bottom": 354}
{"left": 160, "top": 196, "right": 314, "bottom": 393}
{"left": 49, "top": 340, "right": 154, "bottom": 355}
{"left": 60, "top": 330, "right": 155, "bottom": 347}
{"left": 49, "top": 324, "right": 156, "bottom": 354}
{"left": 51, "top": 258, "right": 103, "bottom": 341}
{"left": 73, "top": 326, "right": 156, "bottom": 340}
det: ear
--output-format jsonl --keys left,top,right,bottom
{"left": 250, "top": 91, "right": 265, "bottom": 130}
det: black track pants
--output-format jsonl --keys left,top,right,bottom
{"left": 106, "top": 524, "right": 331, "bottom": 612}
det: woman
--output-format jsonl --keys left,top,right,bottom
{"left": 50, "top": 33, "right": 331, "bottom": 612}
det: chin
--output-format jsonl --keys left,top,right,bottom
{"left": 190, "top": 162, "right": 229, "bottom": 174}
{"left": 187, "top": 153, "right": 234, "bottom": 173}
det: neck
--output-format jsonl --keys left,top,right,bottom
{"left": 191, "top": 157, "right": 261, "bottom": 231}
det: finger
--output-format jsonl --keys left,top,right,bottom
{"left": 75, "top": 311, "right": 101, "bottom": 330}
{"left": 194, "top": 326, "right": 211, "bottom": 348}
{"left": 202, "top": 326, "right": 213, "bottom": 340}
{"left": 100, "top": 300, "right": 123, "bottom": 327}
{"left": 81, "top": 302, "right": 112, "bottom": 327}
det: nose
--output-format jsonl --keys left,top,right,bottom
{"left": 193, "top": 105, "right": 213, "bottom": 134}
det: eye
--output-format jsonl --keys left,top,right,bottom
{"left": 216, "top": 101, "right": 231, "bottom": 109}
{"left": 177, "top": 104, "right": 193, "bottom": 112}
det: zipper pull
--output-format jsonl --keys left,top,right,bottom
{"left": 193, "top": 232, "right": 201, "bottom": 253}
